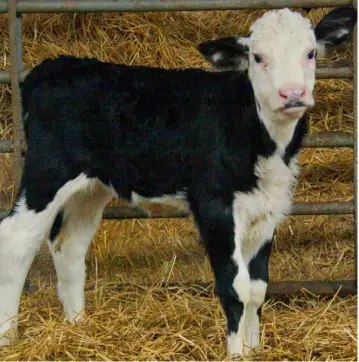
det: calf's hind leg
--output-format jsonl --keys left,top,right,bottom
{"left": 0, "top": 194, "right": 50, "bottom": 345}
{"left": 0, "top": 173, "right": 93, "bottom": 346}
{"left": 47, "top": 181, "right": 113, "bottom": 322}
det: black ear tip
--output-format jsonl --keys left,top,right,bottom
{"left": 197, "top": 41, "right": 212, "bottom": 56}
{"left": 197, "top": 42, "right": 206, "bottom": 52}
{"left": 197, "top": 40, "right": 214, "bottom": 52}
{"left": 315, "top": 6, "right": 357, "bottom": 43}
{"left": 328, "top": 6, "right": 357, "bottom": 22}
{"left": 350, "top": 7, "right": 357, "bottom": 23}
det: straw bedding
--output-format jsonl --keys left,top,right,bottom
{"left": 0, "top": 8, "right": 356, "bottom": 360}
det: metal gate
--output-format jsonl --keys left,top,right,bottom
{"left": 0, "top": 0, "right": 356, "bottom": 297}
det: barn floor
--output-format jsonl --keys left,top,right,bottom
{"left": 0, "top": 237, "right": 356, "bottom": 361}
{"left": 0, "top": 8, "right": 357, "bottom": 361}
{"left": 0, "top": 215, "right": 355, "bottom": 361}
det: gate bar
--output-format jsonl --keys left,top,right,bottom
{"left": 8, "top": 0, "right": 22, "bottom": 192}
{"left": 0, "top": 0, "right": 353, "bottom": 13}
{"left": 352, "top": 0, "right": 357, "bottom": 287}
{"left": 90, "top": 280, "right": 356, "bottom": 297}
{"left": 101, "top": 202, "right": 354, "bottom": 219}
{"left": 0, "top": 201, "right": 354, "bottom": 222}
{"left": 0, "top": 132, "right": 355, "bottom": 154}
{"left": 267, "top": 280, "right": 356, "bottom": 296}
{"left": 300, "top": 132, "right": 354, "bottom": 148}
{"left": 315, "top": 60, "right": 353, "bottom": 79}
{"left": 0, "top": 61, "right": 354, "bottom": 84}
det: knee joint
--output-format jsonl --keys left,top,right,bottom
{"left": 232, "top": 268, "right": 251, "bottom": 305}
{"left": 250, "top": 279, "right": 267, "bottom": 308}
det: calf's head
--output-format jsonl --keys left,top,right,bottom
{"left": 198, "top": 7, "right": 356, "bottom": 123}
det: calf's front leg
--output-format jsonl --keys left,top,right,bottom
{"left": 191, "top": 199, "right": 252, "bottom": 357}
{"left": 240, "top": 237, "right": 273, "bottom": 354}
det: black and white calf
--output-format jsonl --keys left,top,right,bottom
{"left": 0, "top": 7, "right": 356, "bottom": 356}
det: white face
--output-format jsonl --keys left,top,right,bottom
{"left": 247, "top": 9, "right": 317, "bottom": 122}
{"left": 199, "top": 7, "right": 356, "bottom": 124}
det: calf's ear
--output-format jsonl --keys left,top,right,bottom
{"left": 315, "top": 7, "right": 357, "bottom": 48}
{"left": 198, "top": 37, "right": 249, "bottom": 70}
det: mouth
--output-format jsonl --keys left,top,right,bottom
{"left": 281, "top": 101, "right": 308, "bottom": 115}
{"left": 282, "top": 106, "right": 307, "bottom": 114}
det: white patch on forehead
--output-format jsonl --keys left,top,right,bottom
{"left": 251, "top": 9, "right": 312, "bottom": 39}
{"left": 250, "top": 9, "right": 315, "bottom": 52}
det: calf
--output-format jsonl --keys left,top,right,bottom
{"left": 0, "top": 7, "right": 356, "bottom": 356}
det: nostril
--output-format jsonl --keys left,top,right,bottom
{"left": 300, "top": 88, "right": 306, "bottom": 97}
{"left": 279, "top": 89, "right": 288, "bottom": 99}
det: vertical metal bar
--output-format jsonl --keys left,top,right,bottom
{"left": 8, "top": 0, "right": 22, "bottom": 193}
{"left": 16, "top": 14, "right": 22, "bottom": 66}
{"left": 353, "top": 0, "right": 357, "bottom": 288}
{"left": 15, "top": 14, "right": 25, "bottom": 171}
{"left": 8, "top": 0, "right": 28, "bottom": 292}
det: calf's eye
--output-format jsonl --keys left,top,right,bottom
{"left": 307, "top": 50, "right": 315, "bottom": 59}
{"left": 254, "top": 54, "right": 262, "bottom": 63}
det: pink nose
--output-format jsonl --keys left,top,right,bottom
{"left": 278, "top": 86, "right": 306, "bottom": 100}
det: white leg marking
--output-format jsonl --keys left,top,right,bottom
{"left": 229, "top": 195, "right": 275, "bottom": 357}
{"left": 240, "top": 222, "right": 272, "bottom": 354}
{"left": 227, "top": 309, "right": 250, "bottom": 357}
{"left": 232, "top": 263, "right": 251, "bottom": 306}
{"left": 245, "top": 279, "right": 268, "bottom": 349}
{"left": 0, "top": 173, "right": 97, "bottom": 345}
{"left": 228, "top": 203, "right": 251, "bottom": 357}
{"left": 0, "top": 194, "right": 49, "bottom": 345}
{"left": 48, "top": 181, "right": 113, "bottom": 322}
{"left": 232, "top": 203, "right": 251, "bottom": 305}
{"left": 227, "top": 279, "right": 267, "bottom": 357}
{"left": 0, "top": 200, "right": 49, "bottom": 345}
{"left": 230, "top": 220, "right": 272, "bottom": 357}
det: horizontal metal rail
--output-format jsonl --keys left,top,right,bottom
{"left": 102, "top": 201, "right": 355, "bottom": 219}
{"left": 0, "top": 201, "right": 354, "bottom": 222}
{"left": 0, "top": 132, "right": 354, "bottom": 154}
{"left": 301, "top": 132, "right": 354, "bottom": 148}
{"left": 315, "top": 60, "right": 353, "bottom": 79}
{"left": 75, "top": 279, "right": 359, "bottom": 298}
{"left": 127, "top": 280, "right": 357, "bottom": 297}
{"left": 266, "top": 279, "right": 356, "bottom": 296}
{"left": 292, "top": 201, "right": 354, "bottom": 215}
{"left": 24, "top": 280, "right": 356, "bottom": 297}
{"left": 24, "top": 279, "right": 356, "bottom": 297}
{"left": 0, "top": 0, "right": 353, "bottom": 13}
{"left": 0, "top": 61, "right": 353, "bottom": 85}
{"left": 0, "top": 69, "right": 27, "bottom": 84}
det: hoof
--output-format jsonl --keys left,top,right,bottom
{"left": 66, "top": 310, "right": 85, "bottom": 324}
